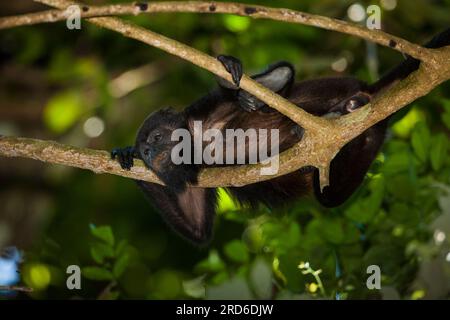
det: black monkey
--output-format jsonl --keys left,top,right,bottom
{"left": 112, "top": 29, "right": 450, "bottom": 244}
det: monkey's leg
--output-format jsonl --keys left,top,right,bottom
{"left": 313, "top": 121, "right": 387, "bottom": 207}
{"left": 111, "top": 146, "right": 139, "bottom": 170}
{"left": 313, "top": 91, "right": 385, "bottom": 207}
{"left": 328, "top": 92, "right": 371, "bottom": 115}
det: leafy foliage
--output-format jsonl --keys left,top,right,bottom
{"left": 1, "top": 0, "right": 449, "bottom": 300}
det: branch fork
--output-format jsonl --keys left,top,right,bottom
{"left": 0, "top": 0, "right": 449, "bottom": 189}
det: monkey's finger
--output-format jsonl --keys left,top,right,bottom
{"left": 111, "top": 148, "right": 119, "bottom": 160}
{"left": 238, "top": 94, "right": 262, "bottom": 112}
{"left": 231, "top": 62, "right": 243, "bottom": 87}
{"left": 118, "top": 152, "right": 128, "bottom": 170}
{"left": 238, "top": 98, "right": 255, "bottom": 112}
{"left": 125, "top": 148, "right": 134, "bottom": 170}
{"left": 128, "top": 158, "right": 134, "bottom": 169}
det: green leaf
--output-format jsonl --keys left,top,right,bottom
{"left": 411, "top": 122, "right": 430, "bottom": 163}
{"left": 90, "top": 225, "right": 115, "bottom": 246}
{"left": 430, "top": 133, "right": 448, "bottom": 172}
{"left": 182, "top": 276, "right": 206, "bottom": 299}
{"left": 82, "top": 266, "right": 114, "bottom": 281}
{"left": 210, "top": 271, "right": 229, "bottom": 285}
{"left": 347, "top": 175, "right": 385, "bottom": 223}
{"left": 115, "top": 239, "right": 129, "bottom": 257}
{"left": 224, "top": 240, "right": 249, "bottom": 263}
{"left": 386, "top": 174, "right": 417, "bottom": 201}
{"left": 287, "top": 223, "right": 301, "bottom": 244}
{"left": 43, "top": 91, "right": 83, "bottom": 133}
{"left": 320, "top": 219, "right": 345, "bottom": 244}
{"left": 113, "top": 253, "right": 130, "bottom": 278}
{"left": 195, "top": 250, "right": 226, "bottom": 273}
{"left": 249, "top": 258, "right": 272, "bottom": 299}
{"left": 392, "top": 106, "right": 425, "bottom": 138}
{"left": 206, "top": 276, "right": 253, "bottom": 300}
{"left": 217, "top": 188, "right": 239, "bottom": 213}
{"left": 90, "top": 242, "right": 115, "bottom": 264}
{"left": 383, "top": 153, "right": 410, "bottom": 175}
{"left": 442, "top": 111, "right": 450, "bottom": 130}
{"left": 390, "top": 202, "right": 415, "bottom": 224}
{"left": 223, "top": 15, "right": 251, "bottom": 32}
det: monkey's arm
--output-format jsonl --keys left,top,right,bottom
{"left": 136, "top": 181, "right": 217, "bottom": 244}
{"left": 112, "top": 145, "right": 217, "bottom": 244}
{"left": 217, "top": 55, "right": 295, "bottom": 112}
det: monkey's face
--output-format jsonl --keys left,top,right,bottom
{"left": 139, "top": 126, "right": 174, "bottom": 172}
{"left": 135, "top": 108, "right": 186, "bottom": 173}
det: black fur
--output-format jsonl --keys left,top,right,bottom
{"left": 112, "top": 29, "right": 450, "bottom": 244}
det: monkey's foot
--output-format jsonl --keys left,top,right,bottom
{"left": 111, "top": 146, "right": 137, "bottom": 170}
{"left": 290, "top": 124, "right": 305, "bottom": 140}
{"left": 329, "top": 92, "right": 371, "bottom": 115}
{"left": 217, "top": 55, "right": 243, "bottom": 87}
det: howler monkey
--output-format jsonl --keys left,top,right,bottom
{"left": 112, "top": 29, "right": 450, "bottom": 244}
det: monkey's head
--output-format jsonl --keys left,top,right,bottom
{"left": 135, "top": 107, "right": 197, "bottom": 191}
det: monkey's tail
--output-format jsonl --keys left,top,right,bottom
{"left": 369, "top": 28, "right": 450, "bottom": 94}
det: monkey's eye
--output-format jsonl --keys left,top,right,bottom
{"left": 144, "top": 149, "right": 150, "bottom": 156}
{"left": 153, "top": 133, "right": 162, "bottom": 142}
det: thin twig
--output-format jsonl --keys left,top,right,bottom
{"left": 97, "top": 281, "right": 117, "bottom": 300}
{"left": 0, "top": 285, "right": 34, "bottom": 293}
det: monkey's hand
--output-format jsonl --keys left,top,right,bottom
{"left": 111, "top": 146, "right": 139, "bottom": 170}
{"left": 217, "top": 55, "right": 261, "bottom": 112}
{"left": 217, "top": 55, "right": 243, "bottom": 87}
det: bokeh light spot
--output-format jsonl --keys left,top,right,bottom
{"left": 381, "top": 0, "right": 397, "bottom": 11}
{"left": 83, "top": 116, "right": 105, "bottom": 138}
{"left": 331, "top": 57, "right": 348, "bottom": 72}
{"left": 25, "top": 264, "right": 51, "bottom": 291}
{"left": 347, "top": 4, "right": 366, "bottom": 22}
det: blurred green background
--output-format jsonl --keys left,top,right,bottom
{"left": 0, "top": 0, "right": 449, "bottom": 300}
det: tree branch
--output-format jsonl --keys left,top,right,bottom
{"left": 1, "top": 1, "right": 430, "bottom": 62}
{"left": 33, "top": 0, "right": 331, "bottom": 135}
{"left": 0, "top": 0, "right": 449, "bottom": 188}
{"left": 0, "top": 285, "right": 33, "bottom": 293}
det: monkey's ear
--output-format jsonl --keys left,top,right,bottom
{"left": 136, "top": 181, "right": 217, "bottom": 245}
{"left": 217, "top": 60, "right": 295, "bottom": 92}
{"left": 218, "top": 61, "right": 295, "bottom": 112}
{"left": 238, "top": 61, "right": 295, "bottom": 112}
{"left": 251, "top": 61, "right": 295, "bottom": 94}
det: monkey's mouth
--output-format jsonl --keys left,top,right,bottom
{"left": 143, "top": 150, "right": 170, "bottom": 172}
{"left": 140, "top": 149, "right": 153, "bottom": 168}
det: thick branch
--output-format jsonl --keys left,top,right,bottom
{"left": 1, "top": 1, "right": 429, "bottom": 61}
{"left": 0, "top": 135, "right": 307, "bottom": 187}
{"left": 0, "top": 1, "right": 449, "bottom": 188}
{"left": 2, "top": 49, "right": 449, "bottom": 187}
{"left": 0, "top": 136, "right": 161, "bottom": 185}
